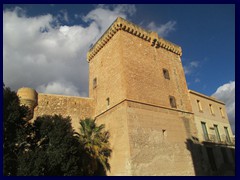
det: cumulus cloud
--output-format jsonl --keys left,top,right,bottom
{"left": 3, "top": 5, "right": 136, "bottom": 96}
{"left": 212, "top": 81, "right": 235, "bottom": 134}
{"left": 147, "top": 20, "right": 176, "bottom": 37}
{"left": 183, "top": 61, "right": 200, "bottom": 75}
{"left": 3, "top": 4, "right": 177, "bottom": 98}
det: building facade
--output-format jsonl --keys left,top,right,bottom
{"left": 17, "top": 17, "right": 234, "bottom": 176}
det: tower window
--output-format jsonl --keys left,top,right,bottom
{"left": 169, "top": 96, "right": 176, "bottom": 108}
{"left": 93, "top": 78, "right": 97, "bottom": 89}
{"left": 163, "top": 68, "right": 170, "bottom": 80}
{"left": 106, "top": 97, "right": 110, "bottom": 108}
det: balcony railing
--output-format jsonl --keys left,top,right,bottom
{"left": 201, "top": 134, "right": 235, "bottom": 146}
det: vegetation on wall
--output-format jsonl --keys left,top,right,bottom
{"left": 3, "top": 85, "right": 111, "bottom": 176}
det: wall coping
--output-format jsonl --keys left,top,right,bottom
{"left": 38, "top": 93, "right": 94, "bottom": 100}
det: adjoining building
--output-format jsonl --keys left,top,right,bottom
{"left": 17, "top": 17, "right": 235, "bottom": 176}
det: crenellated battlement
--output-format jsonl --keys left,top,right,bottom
{"left": 87, "top": 17, "right": 182, "bottom": 61}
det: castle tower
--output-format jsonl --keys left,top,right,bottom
{"left": 87, "top": 17, "right": 198, "bottom": 175}
{"left": 17, "top": 87, "right": 38, "bottom": 120}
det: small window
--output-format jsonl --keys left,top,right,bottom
{"left": 224, "top": 127, "right": 231, "bottom": 143}
{"left": 93, "top": 78, "right": 97, "bottom": 89}
{"left": 201, "top": 122, "right": 209, "bottom": 141}
{"left": 214, "top": 124, "right": 221, "bottom": 142}
{"left": 220, "top": 107, "right": 225, "bottom": 118}
{"left": 163, "top": 68, "right": 170, "bottom": 80}
{"left": 197, "top": 100, "right": 203, "bottom": 112}
{"left": 209, "top": 104, "right": 214, "bottom": 115}
{"left": 106, "top": 97, "right": 110, "bottom": 108}
{"left": 169, "top": 96, "right": 176, "bottom": 108}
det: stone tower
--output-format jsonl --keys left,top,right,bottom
{"left": 87, "top": 17, "right": 198, "bottom": 175}
{"left": 17, "top": 87, "right": 38, "bottom": 120}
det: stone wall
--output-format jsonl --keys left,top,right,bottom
{"left": 89, "top": 31, "right": 126, "bottom": 116}
{"left": 32, "top": 93, "right": 95, "bottom": 131}
{"left": 121, "top": 30, "right": 192, "bottom": 113}
{"left": 95, "top": 102, "right": 132, "bottom": 176}
{"left": 126, "top": 100, "right": 196, "bottom": 175}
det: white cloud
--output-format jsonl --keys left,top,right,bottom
{"left": 3, "top": 5, "right": 136, "bottom": 96}
{"left": 4, "top": 5, "right": 178, "bottom": 98}
{"left": 190, "top": 61, "right": 199, "bottom": 68}
{"left": 183, "top": 61, "right": 199, "bottom": 75}
{"left": 82, "top": 4, "right": 136, "bottom": 43}
{"left": 212, "top": 81, "right": 235, "bottom": 134}
{"left": 37, "top": 81, "right": 80, "bottom": 96}
{"left": 147, "top": 20, "right": 176, "bottom": 37}
{"left": 194, "top": 78, "right": 200, "bottom": 83}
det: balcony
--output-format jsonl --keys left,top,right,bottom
{"left": 201, "top": 134, "right": 235, "bottom": 146}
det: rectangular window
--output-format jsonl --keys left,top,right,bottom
{"left": 197, "top": 100, "right": 203, "bottom": 112}
{"left": 201, "top": 122, "right": 209, "bottom": 141}
{"left": 163, "top": 68, "right": 170, "bottom": 80}
{"left": 209, "top": 104, "right": 214, "bottom": 115}
{"left": 224, "top": 127, "right": 231, "bottom": 143}
{"left": 169, "top": 96, "right": 176, "bottom": 108}
{"left": 93, "top": 78, "right": 97, "bottom": 89}
{"left": 220, "top": 107, "right": 225, "bottom": 118}
{"left": 214, "top": 124, "right": 221, "bottom": 142}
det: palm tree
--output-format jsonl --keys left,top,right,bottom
{"left": 76, "top": 118, "right": 111, "bottom": 175}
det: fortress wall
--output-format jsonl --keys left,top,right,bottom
{"left": 126, "top": 101, "right": 196, "bottom": 175}
{"left": 95, "top": 102, "right": 132, "bottom": 176}
{"left": 32, "top": 93, "right": 95, "bottom": 131}
{"left": 89, "top": 31, "right": 126, "bottom": 116}
{"left": 121, "top": 31, "right": 192, "bottom": 113}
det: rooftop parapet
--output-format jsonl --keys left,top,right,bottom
{"left": 87, "top": 17, "right": 182, "bottom": 62}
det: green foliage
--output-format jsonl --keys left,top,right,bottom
{"left": 3, "top": 85, "right": 112, "bottom": 176}
{"left": 77, "top": 118, "right": 112, "bottom": 175}
{"left": 3, "top": 85, "right": 29, "bottom": 176}
{"left": 17, "top": 115, "right": 94, "bottom": 176}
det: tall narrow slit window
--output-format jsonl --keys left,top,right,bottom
{"left": 209, "top": 104, "right": 214, "bottom": 115}
{"left": 106, "top": 97, "right": 110, "bottom": 108}
{"left": 93, "top": 78, "right": 97, "bottom": 89}
{"left": 197, "top": 100, "right": 203, "bottom": 112}
{"left": 163, "top": 68, "right": 170, "bottom": 80}
{"left": 169, "top": 96, "right": 176, "bottom": 108}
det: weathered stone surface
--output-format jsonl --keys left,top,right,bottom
{"left": 32, "top": 93, "right": 94, "bottom": 131}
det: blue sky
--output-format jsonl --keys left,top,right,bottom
{"left": 3, "top": 4, "right": 235, "bottom": 132}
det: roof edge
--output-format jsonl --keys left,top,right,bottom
{"left": 188, "top": 89, "right": 225, "bottom": 105}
